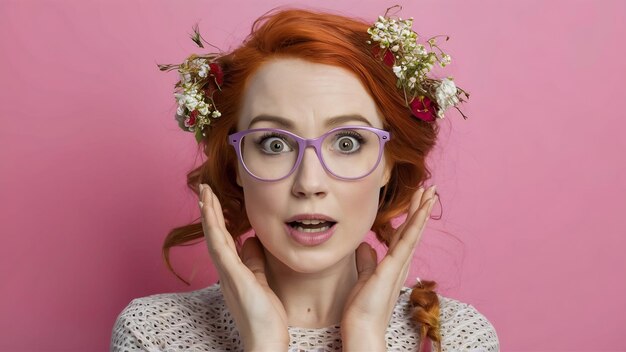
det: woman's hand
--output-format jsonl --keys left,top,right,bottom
{"left": 340, "top": 185, "right": 438, "bottom": 351}
{"left": 198, "top": 184, "right": 289, "bottom": 351}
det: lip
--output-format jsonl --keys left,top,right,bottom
{"left": 284, "top": 222, "right": 337, "bottom": 246}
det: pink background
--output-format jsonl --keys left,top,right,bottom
{"left": 1, "top": 0, "right": 625, "bottom": 350}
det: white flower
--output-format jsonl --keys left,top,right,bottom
{"left": 438, "top": 78, "right": 457, "bottom": 96}
{"left": 174, "top": 93, "right": 186, "bottom": 106}
{"left": 435, "top": 78, "right": 460, "bottom": 117}
{"left": 184, "top": 94, "right": 200, "bottom": 111}
{"left": 198, "top": 65, "right": 208, "bottom": 78}
{"left": 198, "top": 103, "right": 209, "bottom": 115}
{"left": 440, "top": 54, "right": 451, "bottom": 67}
{"left": 180, "top": 72, "right": 192, "bottom": 84}
{"left": 367, "top": 14, "right": 466, "bottom": 121}
{"left": 212, "top": 111, "right": 221, "bottom": 118}
{"left": 189, "top": 58, "right": 206, "bottom": 69}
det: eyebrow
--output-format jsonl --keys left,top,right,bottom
{"left": 247, "top": 114, "right": 373, "bottom": 129}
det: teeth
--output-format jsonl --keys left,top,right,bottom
{"left": 295, "top": 219, "right": 327, "bottom": 225}
{"left": 294, "top": 225, "right": 330, "bottom": 233}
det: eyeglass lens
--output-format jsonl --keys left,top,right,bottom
{"left": 240, "top": 127, "right": 382, "bottom": 180}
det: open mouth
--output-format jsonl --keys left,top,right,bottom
{"left": 286, "top": 220, "right": 337, "bottom": 233}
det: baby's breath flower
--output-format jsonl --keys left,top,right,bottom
{"left": 158, "top": 24, "right": 227, "bottom": 142}
{"left": 198, "top": 103, "right": 209, "bottom": 115}
{"left": 161, "top": 56, "right": 224, "bottom": 142}
{"left": 435, "top": 78, "right": 460, "bottom": 118}
{"left": 367, "top": 8, "right": 468, "bottom": 121}
{"left": 440, "top": 54, "right": 452, "bottom": 67}
{"left": 198, "top": 65, "right": 208, "bottom": 78}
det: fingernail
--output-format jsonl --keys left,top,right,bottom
{"left": 198, "top": 201, "right": 204, "bottom": 208}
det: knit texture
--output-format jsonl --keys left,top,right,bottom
{"left": 111, "top": 284, "right": 499, "bottom": 351}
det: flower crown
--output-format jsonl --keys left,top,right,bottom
{"left": 159, "top": 9, "right": 469, "bottom": 143}
{"left": 367, "top": 6, "right": 469, "bottom": 122}
{"left": 158, "top": 25, "right": 224, "bottom": 143}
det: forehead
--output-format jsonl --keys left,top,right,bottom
{"left": 237, "top": 58, "right": 384, "bottom": 133}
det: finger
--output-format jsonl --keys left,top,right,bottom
{"left": 199, "top": 183, "right": 215, "bottom": 222}
{"left": 378, "top": 188, "right": 435, "bottom": 291}
{"left": 199, "top": 185, "right": 223, "bottom": 245}
{"left": 409, "top": 186, "right": 429, "bottom": 220}
{"left": 389, "top": 186, "right": 425, "bottom": 250}
{"left": 199, "top": 185, "right": 238, "bottom": 266}
{"left": 389, "top": 193, "right": 437, "bottom": 262}
{"left": 207, "top": 185, "right": 227, "bottom": 230}
{"left": 355, "top": 242, "right": 378, "bottom": 282}
{"left": 200, "top": 184, "right": 229, "bottom": 244}
{"left": 400, "top": 185, "right": 436, "bottom": 242}
{"left": 240, "top": 237, "right": 270, "bottom": 286}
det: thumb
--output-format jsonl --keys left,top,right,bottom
{"left": 355, "top": 242, "right": 377, "bottom": 281}
{"left": 240, "top": 237, "right": 269, "bottom": 285}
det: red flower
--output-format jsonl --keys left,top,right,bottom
{"left": 371, "top": 46, "right": 395, "bottom": 67}
{"left": 409, "top": 97, "right": 437, "bottom": 122}
{"left": 209, "top": 63, "right": 224, "bottom": 86}
{"left": 188, "top": 110, "right": 198, "bottom": 126}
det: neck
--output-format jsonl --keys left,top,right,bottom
{"left": 263, "top": 249, "right": 358, "bottom": 329}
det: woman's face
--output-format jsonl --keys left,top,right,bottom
{"left": 236, "top": 57, "right": 391, "bottom": 274}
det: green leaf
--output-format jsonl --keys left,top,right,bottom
{"left": 194, "top": 128, "right": 203, "bottom": 143}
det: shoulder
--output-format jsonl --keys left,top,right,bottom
{"left": 388, "top": 287, "right": 500, "bottom": 352}
{"left": 436, "top": 293, "right": 500, "bottom": 351}
{"left": 110, "top": 283, "right": 241, "bottom": 351}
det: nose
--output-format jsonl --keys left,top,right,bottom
{"left": 291, "top": 146, "right": 328, "bottom": 198}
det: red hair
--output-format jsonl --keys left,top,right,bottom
{"left": 163, "top": 7, "right": 443, "bottom": 351}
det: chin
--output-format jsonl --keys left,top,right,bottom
{"left": 284, "top": 247, "right": 357, "bottom": 275}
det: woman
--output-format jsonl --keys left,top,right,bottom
{"left": 111, "top": 7, "right": 499, "bottom": 352}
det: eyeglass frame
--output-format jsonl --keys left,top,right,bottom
{"left": 228, "top": 125, "right": 391, "bottom": 182}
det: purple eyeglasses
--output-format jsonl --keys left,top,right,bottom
{"left": 228, "top": 125, "right": 391, "bottom": 182}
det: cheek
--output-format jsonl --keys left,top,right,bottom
{"left": 341, "top": 178, "right": 382, "bottom": 227}
{"left": 241, "top": 178, "right": 287, "bottom": 228}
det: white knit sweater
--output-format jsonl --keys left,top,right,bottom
{"left": 111, "top": 284, "right": 499, "bottom": 351}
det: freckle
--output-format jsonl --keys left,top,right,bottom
{"left": 307, "top": 308, "right": 311, "bottom": 312}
